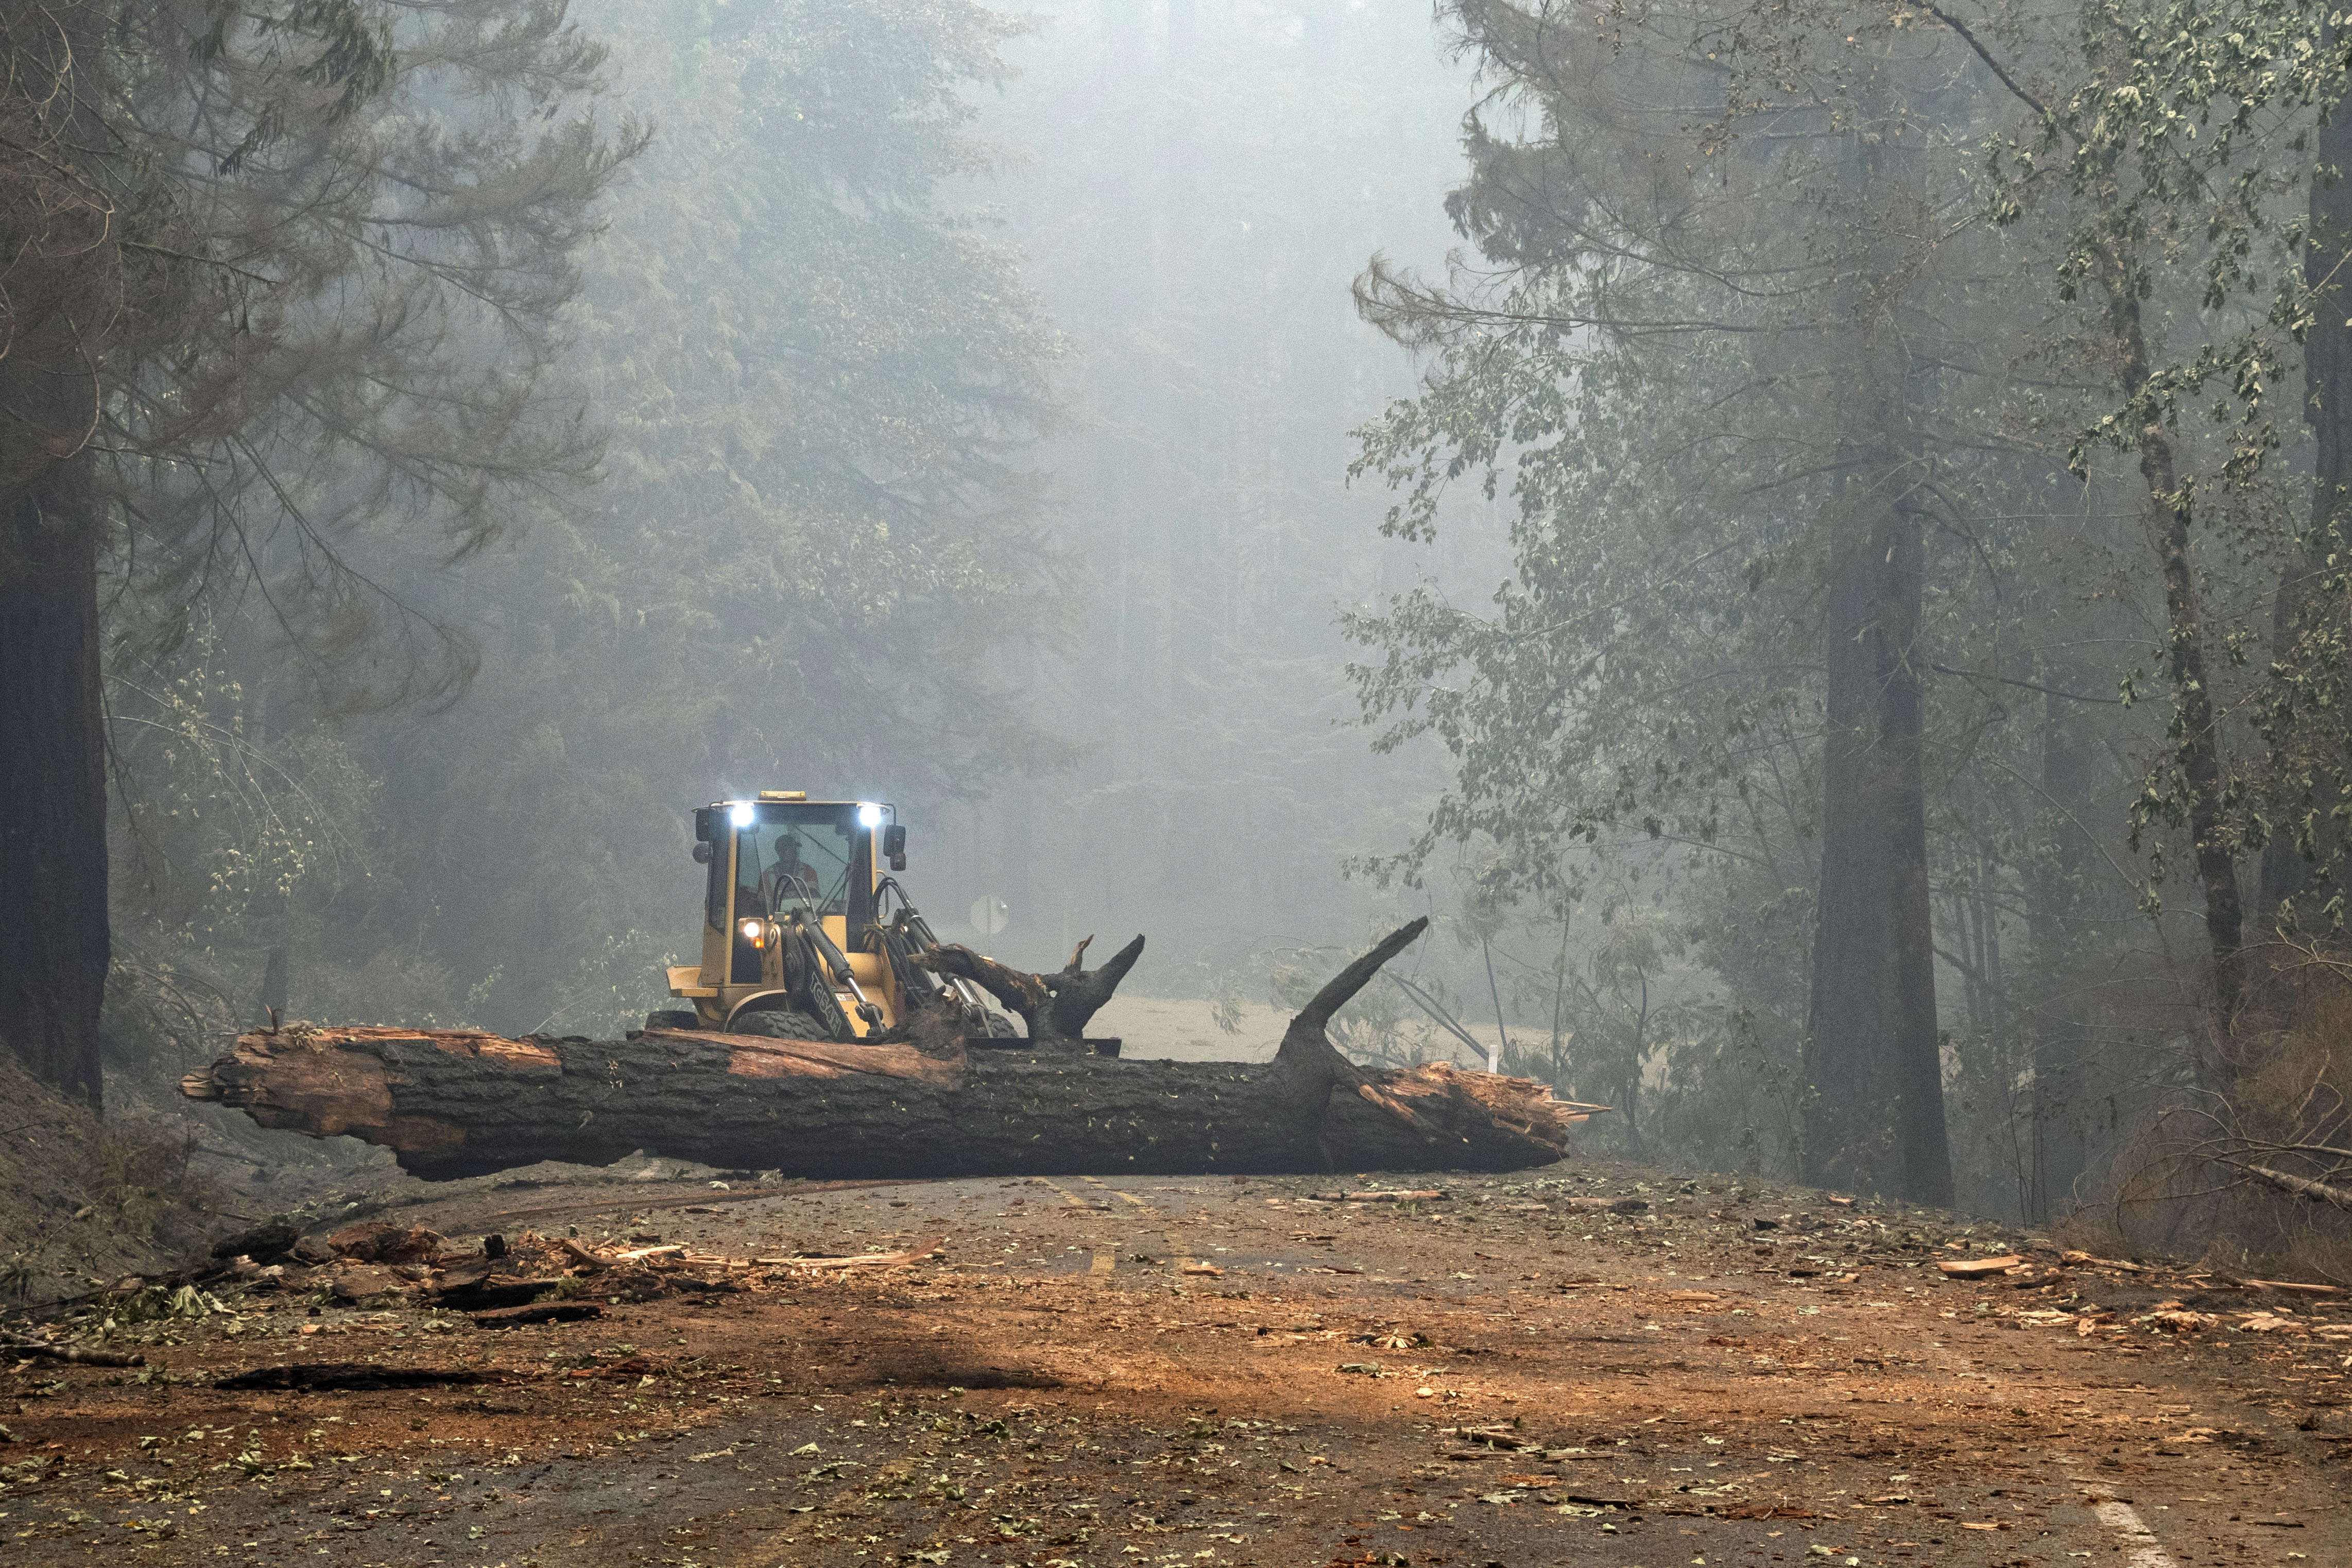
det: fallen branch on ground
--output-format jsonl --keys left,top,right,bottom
{"left": 0, "top": 1337, "right": 144, "bottom": 1367}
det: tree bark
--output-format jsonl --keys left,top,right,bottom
{"left": 1800, "top": 69, "right": 1953, "bottom": 1207}
{"left": 0, "top": 457, "right": 107, "bottom": 1108}
{"left": 2080, "top": 244, "right": 2245, "bottom": 1016}
{"left": 2259, "top": 57, "right": 2352, "bottom": 944}
{"left": 1804, "top": 492, "right": 1952, "bottom": 1204}
{"left": 182, "top": 920, "right": 1581, "bottom": 1180}
{"left": 2025, "top": 690, "right": 2097, "bottom": 1222}
{"left": 918, "top": 933, "right": 1145, "bottom": 1046}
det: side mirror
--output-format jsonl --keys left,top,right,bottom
{"left": 883, "top": 824, "right": 906, "bottom": 871}
{"left": 692, "top": 841, "right": 713, "bottom": 865}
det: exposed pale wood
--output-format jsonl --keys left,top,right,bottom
{"left": 641, "top": 1027, "right": 966, "bottom": 1087}
{"left": 2059, "top": 1249, "right": 2144, "bottom": 1271}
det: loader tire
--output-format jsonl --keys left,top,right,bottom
{"left": 644, "top": 1009, "right": 699, "bottom": 1032}
{"left": 964, "top": 1005, "right": 1021, "bottom": 1041}
{"left": 727, "top": 1007, "right": 831, "bottom": 1041}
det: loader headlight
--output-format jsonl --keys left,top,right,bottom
{"left": 730, "top": 802, "right": 756, "bottom": 829}
{"left": 741, "top": 919, "right": 765, "bottom": 947}
{"left": 857, "top": 802, "right": 883, "bottom": 828}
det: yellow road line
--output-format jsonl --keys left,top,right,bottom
{"left": 1077, "top": 1175, "right": 1149, "bottom": 1208}
{"left": 1032, "top": 1177, "right": 1088, "bottom": 1208}
{"left": 1037, "top": 1179, "right": 1117, "bottom": 1281}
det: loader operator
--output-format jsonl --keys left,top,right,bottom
{"left": 754, "top": 832, "right": 821, "bottom": 915}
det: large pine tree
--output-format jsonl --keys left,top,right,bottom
{"left": 0, "top": 1, "right": 634, "bottom": 1104}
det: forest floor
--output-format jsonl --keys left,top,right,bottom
{"left": 4, "top": 1155, "right": 2348, "bottom": 1568}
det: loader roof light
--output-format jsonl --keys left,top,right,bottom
{"left": 730, "top": 802, "right": 756, "bottom": 829}
{"left": 857, "top": 802, "right": 883, "bottom": 828}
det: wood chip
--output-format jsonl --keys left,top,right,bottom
{"left": 1312, "top": 1190, "right": 1446, "bottom": 1202}
{"left": 2059, "top": 1250, "right": 2143, "bottom": 1271}
{"left": 556, "top": 1238, "right": 607, "bottom": 1271}
{"left": 470, "top": 1301, "right": 604, "bottom": 1329}
{"left": 769, "top": 1236, "right": 946, "bottom": 1271}
{"left": 1937, "top": 1255, "right": 2024, "bottom": 1278}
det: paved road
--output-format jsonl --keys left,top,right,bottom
{"left": 4, "top": 1161, "right": 2345, "bottom": 1566}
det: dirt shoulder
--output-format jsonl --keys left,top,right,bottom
{"left": 3, "top": 1158, "right": 2346, "bottom": 1567}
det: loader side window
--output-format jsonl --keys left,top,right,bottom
{"left": 697, "top": 806, "right": 726, "bottom": 933}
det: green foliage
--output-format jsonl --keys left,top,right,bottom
{"left": 229, "top": 0, "right": 1078, "bottom": 1036}
{"left": 1263, "top": 945, "right": 1440, "bottom": 1070}
{"left": 1344, "top": 0, "right": 2292, "bottom": 1201}
{"left": 90, "top": 0, "right": 643, "bottom": 707}
{"left": 78, "top": 1120, "right": 219, "bottom": 1243}
{"left": 1344, "top": 307, "right": 1816, "bottom": 912}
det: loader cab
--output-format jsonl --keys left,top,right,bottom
{"left": 667, "top": 791, "right": 904, "bottom": 1029}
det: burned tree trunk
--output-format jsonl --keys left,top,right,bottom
{"left": 183, "top": 921, "right": 1578, "bottom": 1180}
{"left": 918, "top": 933, "right": 1145, "bottom": 1047}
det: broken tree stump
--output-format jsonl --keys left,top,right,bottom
{"left": 181, "top": 920, "right": 1583, "bottom": 1180}
{"left": 916, "top": 933, "right": 1145, "bottom": 1047}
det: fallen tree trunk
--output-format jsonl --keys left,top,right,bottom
{"left": 182, "top": 920, "right": 1583, "bottom": 1180}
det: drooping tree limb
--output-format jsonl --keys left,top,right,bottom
{"left": 2243, "top": 1163, "right": 2352, "bottom": 1212}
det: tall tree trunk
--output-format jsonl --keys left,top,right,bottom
{"left": 2025, "top": 689, "right": 2095, "bottom": 1222}
{"left": 1800, "top": 64, "right": 1953, "bottom": 1207}
{"left": 2095, "top": 261, "right": 2245, "bottom": 1013}
{"left": 2258, "top": 62, "right": 2352, "bottom": 943}
{"left": 0, "top": 457, "right": 107, "bottom": 1107}
{"left": 1804, "top": 481, "right": 1952, "bottom": 1203}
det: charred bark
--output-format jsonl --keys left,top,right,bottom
{"left": 1804, "top": 491, "right": 1951, "bottom": 1206}
{"left": 1799, "top": 79, "right": 1952, "bottom": 1208}
{"left": 917, "top": 934, "right": 1145, "bottom": 1046}
{"left": 2259, "top": 54, "right": 2352, "bottom": 949}
{"left": 182, "top": 921, "right": 1578, "bottom": 1180}
{"left": 2025, "top": 690, "right": 2098, "bottom": 1224}
{"left": 0, "top": 458, "right": 107, "bottom": 1108}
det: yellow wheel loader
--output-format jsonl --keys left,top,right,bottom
{"left": 644, "top": 790, "right": 1012, "bottom": 1042}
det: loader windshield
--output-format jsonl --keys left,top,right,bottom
{"left": 736, "top": 805, "right": 859, "bottom": 918}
